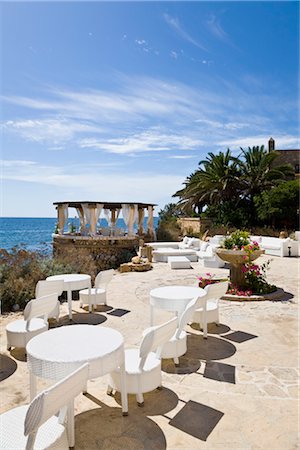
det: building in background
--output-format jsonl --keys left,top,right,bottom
{"left": 268, "top": 137, "right": 300, "bottom": 176}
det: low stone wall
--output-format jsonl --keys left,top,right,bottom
{"left": 177, "top": 217, "right": 214, "bottom": 235}
{"left": 53, "top": 234, "right": 139, "bottom": 271}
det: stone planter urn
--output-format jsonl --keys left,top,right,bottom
{"left": 215, "top": 248, "right": 265, "bottom": 288}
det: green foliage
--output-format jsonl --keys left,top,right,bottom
{"left": 244, "top": 260, "right": 276, "bottom": 294}
{"left": 254, "top": 179, "right": 300, "bottom": 228}
{"left": 158, "top": 203, "right": 182, "bottom": 222}
{"left": 172, "top": 144, "right": 296, "bottom": 229}
{"left": 0, "top": 247, "right": 97, "bottom": 312}
{"left": 222, "top": 230, "right": 250, "bottom": 250}
{"left": 204, "top": 199, "right": 251, "bottom": 228}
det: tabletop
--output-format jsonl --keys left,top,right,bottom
{"left": 150, "top": 285, "right": 205, "bottom": 301}
{"left": 27, "top": 325, "right": 124, "bottom": 380}
{"left": 149, "top": 286, "right": 205, "bottom": 325}
{"left": 46, "top": 273, "right": 91, "bottom": 284}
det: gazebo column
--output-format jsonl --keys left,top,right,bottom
{"left": 111, "top": 209, "right": 116, "bottom": 229}
{"left": 147, "top": 206, "right": 155, "bottom": 240}
{"left": 138, "top": 208, "right": 145, "bottom": 235}
{"left": 57, "top": 204, "right": 68, "bottom": 235}
{"left": 89, "top": 206, "right": 97, "bottom": 235}
{"left": 76, "top": 206, "right": 85, "bottom": 234}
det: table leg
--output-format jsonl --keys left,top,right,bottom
{"left": 150, "top": 305, "right": 154, "bottom": 326}
{"left": 67, "top": 401, "right": 75, "bottom": 447}
{"left": 119, "top": 362, "right": 128, "bottom": 416}
{"left": 30, "top": 372, "right": 37, "bottom": 401}
{"left": 67, "top": 288, "right": 72, "bottom": 320}
{"left": 203, "top": 304, "right": 208, "bottom": 339}
{"left": 88, "top": 282, "right": 92, "bottom": 313}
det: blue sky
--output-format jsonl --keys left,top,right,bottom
{"left": 1, "top": 1, "right": 299, "bottom": 217}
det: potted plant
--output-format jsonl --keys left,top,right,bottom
{"left": 215, "top": 230, "right": 264, "bottom": 289}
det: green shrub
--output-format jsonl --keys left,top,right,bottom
{"left": 0, "top": 247, "right": 98, "bottom": 312}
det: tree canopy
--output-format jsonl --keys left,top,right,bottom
{"left": 173, "top": 145, "right": 296, "bottom": 228}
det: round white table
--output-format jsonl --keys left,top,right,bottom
{"left": 149, "top": 285, "right": 206, "bottom": 325}
{"left": 26, "top": 325, "right": 128, "bottom": 419}
{"left": 46, "top": 274, "right": 91, "bottom": 320}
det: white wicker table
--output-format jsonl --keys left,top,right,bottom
{"left": 26, "top": 325, "right": 128, "bottom": 417}
{"left": 46, "top": 274, "right": 91, "bottom": 320}
{"left": 149, "top": 286, "right": 205, "bottom": 325}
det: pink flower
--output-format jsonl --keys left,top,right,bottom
{"left": 205, "top": 273, "right": 212, "bottom": 277}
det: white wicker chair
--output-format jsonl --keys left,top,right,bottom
{"left": 6, "top": 294, "right": 58, "bottom": 351}
{"left": 0, "top": 363, "right": 89, "bottom": 449}
{"left": 35, "top": 280, "right": 64, "bottom": 321}
{"left": 79, "top": 269, "right": 114, "bottom": 312}
{"left": 107, "top": 317, "right": 177, "bottom": 406}
{"left": 158, "top": 297, "right": 198, "bottom": 365}
{"left": 192, "top": 281, "right": 228, "bottom": 338}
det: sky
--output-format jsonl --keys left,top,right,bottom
{"left": 1, "top": 1, "right": 299, "bottom": 217}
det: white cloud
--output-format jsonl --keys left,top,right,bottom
{"left": 1, "top": 159, "right": 184, "bottom": 210}
{"left": 2, "top": 75, "right": 297, "bottom": 157}
{"left": 135, "top": 39, "right": 147, "bottom": 45}
{"left": 168, "top": 155, "right": 194, "bottom": 159}
{"left": 170, "top": 50, "right": 178, "bottom": 59}
{"left": 163, "top": 13, "right": 208, "bottom": 52}
{"left": 79, "top": 130, "right": 204, "bottom": 154}
{"left": 206, "top": 14, "right": 228, "bottom": 41}
{"left": 218, "top": 135, "right": 300, "bottom": 150}
{"left": 2, "top": 118, "right": 103, "bottom": 144}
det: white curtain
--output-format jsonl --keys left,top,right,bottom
{"left": 90, "top": 203, "right": 103, "bottom": 235}
{"left": 122, "top": 204, "right": 131, "bottom": 233}
{"left": 82, "top": 205, "right": 92, "bottom": 235}
{"left": 127, "top": 204, "right": 138, "bottom": 236}
{"left": 76, "top": 207, "right": 85, "bottom": 234}
{"left": 148, "top": 205, "right": 156, "bottom": 240}
{"left": 138, "top": 208, "right": 145, "bottom": 235}
{"left": 57, "top": 204, "right": 68, "bottom": 234}
{"left": 95, "top": 203, "right": 104, "bottom": 227}
{"left": 104, "top": 209, "right": 112, "bottom": 228}
{"left": 111, "top": 208, "right": 121, "bottom": 235}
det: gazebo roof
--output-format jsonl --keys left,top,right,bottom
{"left": 53, "top": 201, "right": 157, "bottom": 209}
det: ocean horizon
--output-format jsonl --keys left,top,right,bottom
{"left": 0, "top": 217, "right": 159, "bottom": 252}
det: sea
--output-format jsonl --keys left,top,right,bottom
{"left": 0, "top": 217, "right": 159, "bottom": 253}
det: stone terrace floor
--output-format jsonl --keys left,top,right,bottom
{"left": 0, "top": 254, "right": 299, "bottom": 449}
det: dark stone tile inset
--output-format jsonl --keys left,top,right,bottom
{"left": 223, "top": 331, "right": 257, "bottom": 343}
{"left": 204, "top": 361, "right": 236, "bottom": 384}
{"left": 169, "top": 400, "right": 224, "bottom": 441}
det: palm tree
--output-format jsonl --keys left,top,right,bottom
{"left": 174, "top": 150, "right": 241, "bottom": 212}
{"left": 238, "top": 146, "right": 294, "bottom": 215}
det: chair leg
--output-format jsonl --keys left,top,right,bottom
{"left": 203, "top": 322, "right": 208, "bottom": 339}
{"left": 136, "top": 393, "right": 144, "bottom": 406}
{"left": 107, "top": 385, "right": 114, "bottom": 396}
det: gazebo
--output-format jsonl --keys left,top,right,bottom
{"left": 53, "top": 201, "right": 156, "bottom": 238}
{"left": 52, "top": 201, "right": 157, "bottom": 271}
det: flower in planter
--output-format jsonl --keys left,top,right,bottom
{"left": 197, "top": 273, "right": 229, "bottom": 289}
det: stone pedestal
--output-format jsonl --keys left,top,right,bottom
{"left": 216, "top": 248, "right": 264, "bottom": 288}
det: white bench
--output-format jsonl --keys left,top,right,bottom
{"left": 168, "top": 256, "right": 191, "bottom": 269}
{"left": 153, "top": 249, "right": 198, "bottom": 262}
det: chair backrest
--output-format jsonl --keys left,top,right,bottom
{"left": 204, "top": 281, "right": 228, "bottom": 302}
{"left": 176, "top": 297, "right": 199, "bottom": 338}
{"left": 24, "top": 294, "right": 58, "bottom": 324}
{"left": 95, "top": 269, "right": 114, "bottom": 289}
{"left": 24, "top": 363, "right": 89, "bottom": 450}
{"left": 35, "top": 280, "right": 64, "bottom": 298}
{"left": 139, "top": 317, "right": 177, "bottom": 369}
